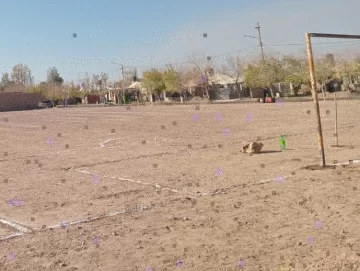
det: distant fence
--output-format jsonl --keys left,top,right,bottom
{"left": 0, "top": 92, "right": 41, "bottom": 112}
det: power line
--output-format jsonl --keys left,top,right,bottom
{"left": 130, "top": 45, "right": 261, "bottom": 69}
{"left": 64, "top": 39, "right": 360, "bottom": 79}
{"left": 264, "top": 40, "right": 360, "bottom": 47}
{"left": 121, "top": 40, "right": 360, "bottom": 70}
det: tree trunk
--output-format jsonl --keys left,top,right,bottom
{"left": 205, "top": 84, "right": 210, "bottom": 100}
{"left": 180, "top": 93, "right": 184, "bottom": 103}
{"left": 321, "top": 83, "right": 326, "bottom": 101}
{"left": 235, "top": 80, "right": 241, "bottom": 99}
{"left": 163, "top": 91, "right": 168, "bottom": 102}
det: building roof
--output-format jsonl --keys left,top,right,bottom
{"left": 128, "top": 81, "right": 142, "bottom": 89}
{"left": 1, "top": 84, "right": 27, "bottom": 93}
{"left": 208, "top": 73, "right": 244, "bottom": 85}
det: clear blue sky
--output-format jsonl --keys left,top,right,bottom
{"left": 1, "top": 0, "right": 359, "bottom": 84}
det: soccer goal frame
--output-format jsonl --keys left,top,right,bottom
{"left": 305, "top": 33, "right": 360, "bottom": 167}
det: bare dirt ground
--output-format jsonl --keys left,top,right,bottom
{"left": 1, "top": 99, "right": 360, "bottom": 271}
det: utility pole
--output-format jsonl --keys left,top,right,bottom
{"left": 52, "top": 83, "right": 55, "bottom": 108}
{"left": 255, "top": 22, "right": 265, "bottom": 62}
{"left": 121, "top": 65, "right": 126, "bottom": 106}
{"left": 133, "top": 67, "right": 140, "bottom": 105}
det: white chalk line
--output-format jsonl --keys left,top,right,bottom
{"left": 3, "top": 161, "right": 352, "bottom": 242}
{"left": 0, "top": 217, "right": 33, "bottom": 233}
{"left": 99, "top": 138, "right": 115, "bottom": 148}
{"left": 33, "top": 204, "right": 152, "bottom": 231}
{"left": 99, "top": 137, "right": 132, "bottom": 148}
{"left": 331, "top": 159, "right": 360, "bottom": 166}
{"left": 0, "top": 232, "right": 25, "bottom": 241}
{"left": 0, "top": 204, "right": 152, "bottom": 242}
{"left": 74, "top": 167, "right": 298, "bottom": 197}
{"left": 75, "top": 168, "right": 181, "bottom": 194}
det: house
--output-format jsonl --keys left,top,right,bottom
{"left": 207, "top": 73, "right": 247, "bottom": 100}
{"left": 114, "top": 73, "right": 248, "bottom": 102}
{"left": 103, "top": 81, "right": 146, "bottom": 104}
{"left": 270, "top": 82, "right": 300, "bottom": 97}
{"left": 124, "top": 81, "right": 143, "bottom": 102}
{"left": 104, "top": 86, "right": 118, "bottom": 103}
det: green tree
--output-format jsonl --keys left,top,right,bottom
{"left": 47, "top": 67, "right": 64, "bottom": 86}
{"left": 281, "top": 55, "right": 309, "bottom": 86}
{"left": 244, "top": 58, "right": 284, "bottom": 88}
{"left": 313, "top": 54, "right": 336, "bottom": 99}
{"left": 27, "top": 86, "right": 47, "bottom": 99}
{"left": 163, "top": 65, "right": 183, "bottom": 101}
{"left": 142, "top": 69, "right": 165, "bottom": 103}
{"left": 337, "top": 57, "right": 360, "bottom": 86}
{"left": 68, "top": 87, "right": 85, "bottom": 103}
{"left": 315, "top": 54, "right": 336, "bottom": 85}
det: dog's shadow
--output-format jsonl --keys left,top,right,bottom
{"left": 241, "top": 150, "right": 282, "bottom": 155}
{"left": 260, "top": 150, "right": 283, "bottom": 154}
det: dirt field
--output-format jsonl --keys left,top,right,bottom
{"left": 1, "top": 99, "right": 360, "bottom": 271}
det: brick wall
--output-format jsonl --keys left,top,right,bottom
{"left": 0, "top": 92, "right": 42, "bottom": 112}
{"left": 87, "top": 94, "right": 100, "bottom": 104}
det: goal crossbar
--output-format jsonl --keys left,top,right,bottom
{"left": 305, "top": 33, "right": 360, "bottom": 167}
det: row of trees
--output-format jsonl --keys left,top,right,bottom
{"left": 141, "top": 53, "right": 360, "bottom": 101}
{"left": 0, "top": 65, "right": 63, "bottom": 89}
{"left": 243, "top": 53, "right": 337, "bottom": 88}
{"left": 142, "top": 65, "right": 192, "bottom": 102}
{"left": 0, "top": 64, "right": 114, "bottom": 102}
{"left": 140, "top": 54, "right": 329, "bottom": 100}
{"left": 2, "top": 52, "right": 360, "bottom": 103}
{"left": 0, "top": 64, "right": 34, "bottom": 88}
{"left": 0, "top": 65, "right": 112, "bottom": 91}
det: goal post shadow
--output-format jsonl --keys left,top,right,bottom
{"left": 305, "top": 33, "right": 360, "bottom": 167}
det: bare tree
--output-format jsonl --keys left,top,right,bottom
{"left": 222, "top": 56, "right": 245, "bottom": 99}
{"left": 100, "top": 72, "right": 109, "bottom": 89}
{"left": 1, "top": 73, "right": 10, "bottom": 87}
{"left": 186, "top": 56, "right": 211, "bottom": 99}
{"left": 177, "top": 66, "right": 202, "bottom": 98}
{"left": 92, "top": 74, "right": 103, "bottom": 91}
{"left": 11, "top": 64, "right": 33, "bottom": 86}
{"left": 82, "top": 73, "right": 91, "bottom": 91}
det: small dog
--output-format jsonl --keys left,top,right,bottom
{"left": 241, "top": 141, "right": 264, "bottom": 154}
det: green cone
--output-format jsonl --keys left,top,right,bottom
{"left": 280, "top": 135, "right": 286, "bottom": 150}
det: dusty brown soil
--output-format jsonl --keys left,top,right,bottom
{"left": 1, "top": 99, "right": 360, "bottom": 271}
